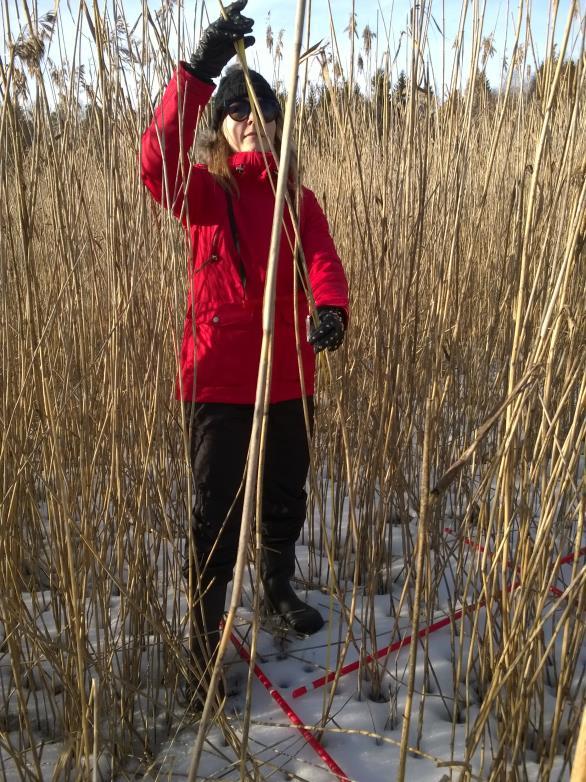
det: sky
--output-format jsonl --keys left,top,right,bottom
{"left": 239, "top": 0, "right": 583, "bottom": 93}
{"left": 1, "top": 0, "right": 584, "bottom": 100}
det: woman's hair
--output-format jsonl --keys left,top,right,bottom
{"left": 195, "top": 111, "right": 299, "bottom": 196}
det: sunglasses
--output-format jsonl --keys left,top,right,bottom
{"left": 224, "top": 97, "right": 281, "bottom": 124}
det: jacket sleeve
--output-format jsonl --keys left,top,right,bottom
{"left": 300, "top": 188, "right": 349, "bottom": 318}
{"left": 140, "top": 63, "right": 215, "bottom": 222}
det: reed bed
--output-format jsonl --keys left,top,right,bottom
{"left": 0, "top": 1, "right": 584, "bottom": 780}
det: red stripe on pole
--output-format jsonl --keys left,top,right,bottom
{"left": 293, "top": 611, "right": 464, "bottom": 698}
{"left": 293, "top": 581, "right": 526, "bottom": 700}
{"left": 558, "top": 546, "right": 586, "bottom": 566}
{"left": 443, "top": 527, "right": 580, "bottom": 599}
{"left": 444, "top": 527, "right": 487, "bottom": 554}
{"left": 289, "top": 534, "right": 582, "bottom": 701}
{"left": 230, "top": 631, "right": 351, "bottom": 782}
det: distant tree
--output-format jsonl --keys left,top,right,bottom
{"left": 528, "top": 56, "right": 579, "bottom": 107}
{"left": 370, "top": 67, "right": 390, "bottom": 128}
{"left": 439, "top": 88, "right": 464, "bottom": 126}
{"left": 467, "top": 68, "right": 493, "bottom": 114}
{"left": 392, "top": 71, "right": 407, "bottom": 108}
{"left": 370, "top": 68, "right": 389, "bottom": 99}
{"left": 305, "top": 83, "right": 328, "bottom": 116}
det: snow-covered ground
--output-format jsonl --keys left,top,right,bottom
{"left": 141, "top": 549, "right": 580, "bottom": 781}
{"left": 1, "top": 497, "right": 583, "bottom": 780}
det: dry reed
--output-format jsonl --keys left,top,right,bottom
{"left": 0, "top": 0, "right": 584, "bottom": 780}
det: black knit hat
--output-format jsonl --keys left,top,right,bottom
{"left": 212, "top": 66, "right": 278, "bottom": 130}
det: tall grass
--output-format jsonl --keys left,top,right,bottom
{"left": 1, "top": 1, "right": 584, "bottom": 780}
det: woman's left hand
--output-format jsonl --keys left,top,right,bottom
{"left": 308, "top": 307, "right": 346, "bottom": 353}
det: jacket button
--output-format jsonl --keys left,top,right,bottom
{"left": 212, "top": 316, "right": 220, "bottom": 323}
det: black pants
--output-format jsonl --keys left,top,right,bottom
{"left": 185, "top": 398, "right": 314, "bottom": 589}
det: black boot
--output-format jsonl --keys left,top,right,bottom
{"left": 187, "top": 580, "right": 227, "bottom": 708}
{"left": 262, "top": 544, "right": 324, "bottom": 636}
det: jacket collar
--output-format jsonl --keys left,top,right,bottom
{"left": 228, "top": 151, "right": 278, "bottom": 180}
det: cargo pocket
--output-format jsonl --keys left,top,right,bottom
{"left": 194, "top": 304, "right": 261, "bottom": 392}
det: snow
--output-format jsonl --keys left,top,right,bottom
{"left": 121, "top": 592, "right": 484, "bottom": 782}
{"left": 1, "top": 496, "right": 583, "bottom": 781}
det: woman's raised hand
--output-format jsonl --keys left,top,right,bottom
{"left": 189, "top": 0, "right": 255, "bottom": 82}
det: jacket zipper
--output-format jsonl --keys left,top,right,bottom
{"left": 236, "top": 256, "right": 247, "bottom": 294}
{"left": 225, "top": 191, "right": 247, "bottom": 296}
{"left": 194, "top": 218, "right": 247, "bottom": 297}
{"left": 194, "top": 227, "right": 220, "bottom": 273}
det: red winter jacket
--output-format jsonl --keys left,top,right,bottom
{"left": 141, "top": 65, "right": 348, "bottom": 404}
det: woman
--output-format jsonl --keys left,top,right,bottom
{"left": 141, "top": 0, "right": 348, "bottom": 696}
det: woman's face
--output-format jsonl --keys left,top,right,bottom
{"left": 222, "top": 98, "right": 277, "bottom": 153}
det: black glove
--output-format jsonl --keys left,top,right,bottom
{"left": 308, "top": 307, "right": 346, "bottom": 354}
{"left": 188, "top": 0, "right": 255, "bottom": 83}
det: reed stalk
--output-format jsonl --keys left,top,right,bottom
{"left": 0, "top": 0, "right": 584, "bottom": 779}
